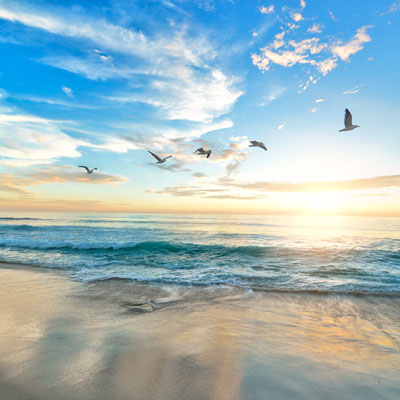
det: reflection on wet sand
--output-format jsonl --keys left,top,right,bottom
{"left": 0, "top": 264, "right": 399, "bottom": 400}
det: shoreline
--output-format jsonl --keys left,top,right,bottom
{"left": 1, "top": 260, "right": 399, "bottom": 299}
{"left": 1, "top": 262, "right": 399, "bottom": 399}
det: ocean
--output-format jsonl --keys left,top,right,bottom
{"left": 0, "top": 212, "right": 399, "bottom": 293}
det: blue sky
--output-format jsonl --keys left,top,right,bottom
{"left": 0, "top": 0, "right": 399, "bottom": 215}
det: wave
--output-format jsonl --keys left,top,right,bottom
{"left": 0, "top": 238, "right": 399, "bottom": 263}
{"left": 71, "top": 276, "right": 400, "bottom": 297}
{"left": 0, "top": 238, "right": 269, "bottom": 254}
{"left": 0, "top": 217, "right": 47, "bottom": 221}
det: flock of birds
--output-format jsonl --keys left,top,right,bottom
{"left": 78, "top": 108, "right": 359, "bottom": 174}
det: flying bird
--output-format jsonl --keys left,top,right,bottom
{"left": 194, "top": 147, "right": 212, "bottom": 158}
{"left": 79, "top": 166, "right": 97, "bottom": 174}
{"left": 249, "top": 140, "right": 267, "bottom": 151}
{"left": 148, "top": 151, "right": 172, "bottom": 164}
{"left": 339, "top": 108, "right": 360, "bottom": 132}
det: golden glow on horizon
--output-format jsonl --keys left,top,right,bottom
{"left": 288, "top": 191, "right": 347, "bottom": 214}
{"left": 1, "top": 181, "right": 400, "bottom": 216}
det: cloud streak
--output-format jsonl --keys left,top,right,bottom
{"left": 0, "top": 165, "right": 128, "bottom": 195}
{"left": 219, "top": 174, "right": 400, "bottom": 192}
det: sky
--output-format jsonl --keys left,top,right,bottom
{"left": 0, "top": 0, "right": 399, "bottom": 215}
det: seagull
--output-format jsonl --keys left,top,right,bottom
{"left": 148, "top": 151, "right": 172, "bottom": 164}
{"left": 339, "top": 108, "right": 360, "bottom": 132}
{"left": 249, "top": 140, "right": 267, "bottom": 151}
{"left": 194, "top": 147, "right": 212, "bottom": 158}
{"left": 78, "top": 166, "right": 97, "bottom": 174}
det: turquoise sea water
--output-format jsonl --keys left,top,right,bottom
{"left": 0, "top": 212, "right": 399, "bottom": 293}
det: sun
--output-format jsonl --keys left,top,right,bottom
{"left": 295, "top": 191, "right": 348, "bottom": 214}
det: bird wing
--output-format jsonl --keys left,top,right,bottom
{"left": 344, "top": 108, "right": 352, "bottom": 127}
{"left": 206, "top": 150, "right": 211, "bottom": 158}
{"left": 164, "top": 155, "right": 172, "bottom": 160}
{"left": 148, "top": 151, "right": 162, "bottom": 162}
{"left": 194, "top": 147, "right": 204, "bottom": 153}
{"left": 78, "top": 166, "right": 90, "bottom": 173}
{"left": 250, "top": 141, "right": 256, "bottom": 145}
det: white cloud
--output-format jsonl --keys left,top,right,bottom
{"left": 291, "top": 13, "right": 303, "bottom": 22}
{"left": 260, "top": 5, "right": 274, "bottom": 15}
{"left": 259, "top": 86, "right": 288, "bottom": 106}
{"left": 0, "top": 5, "right": 151, "bottom": 61}
{"left": 0, "top": 88, "right": 7, "bottom": 100}
{"left": 106, "top": 68, "right": 242, "bottom": 123}
{"left": 343, "top": 86, "right": 362, "bottom": 95}
{"left": 300, "top": 0, "right": 306, "bottom": 8}
{"left": 0, "top": 111, "right": 84, "bottom": 166}
{"left": 252, "top": 37, "right": 326, "bottom": 70}
{"left": 381, "top": 1, "right": 400, "bottom": 15}
{"left": 252, "top": 25, "right": 372, "bottom": 80}
{"left": 278, "top": 124, "right": 284, "bottom": 130}
{"left": 315, "top": 98, "right": 325, "bottom": 103}
{"left": 62, "top": 86, "right": 73, "bottom": 97}
{"left": 316, "top": 58, "right": 337, "bottom": 75}
{"left": 328, "top": 10, "right": 338, "bottom": 21}
{"left": 307, "top": 24, "right": 322, "bottom": 33}
{"left": 0, "top": 113, "right": 63, "bottom": 124}
{"left": 311, "top": 108, "right": 317, "bottom": 112}
{"left": 230, "top": 136, "right": 247, "bottom": 142}
{"left": 89, "top": 119, "right": 234, "bottom": 157}
{"left": 332, "top": 26, "right": 372, "bottom": 61}
{"left": 0, "top": 3, "right": 242, "bottom": 126}
{"left": 0, "top": 106, "right": 146, "bottom": 166}
{"left": 41, "top": 55, "right": 143, "bottom": 81}
{"left": 12, "top": 94, "right": 96, "bottom": 109}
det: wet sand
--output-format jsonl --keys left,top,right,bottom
{"left": 0, "top": 262, "right": 399, "bottom": 400}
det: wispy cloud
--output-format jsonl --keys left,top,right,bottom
{"left": 0, "top": 165, "right": 128, "bottom": 197}
{"left": 260, "top": 5, "right": 274, "bottom": 15}
{"left": 332, "top": 26, "right": 372, "bottom": 61}
{"left": 107, "top": 69, "right": 242, "bottom": 123}
{"left": 147, "top": 184, "right": 265, "bottom": 200}
{"left": 259, "top": 86, "right": 288, "bottom": 106}
{"left": 380, "top": 1, "right": 400, "bottom": 15}
{"left": 13, "top": 94, "right": 96, "bottom": 109}
{"left": 328, "top": 10, "right": 338, "bottom": 21}
{"left": 148, "top": 185, "right": 227, "bottom": 197}
{"left": 307, "top": 24, "right": 323, "bottom": 33}
{"left": 343, "top": 85, "right": 363, "bottom": 95}
{"left": 315, "top": 98, "right": 325, "bottom": 103}
{"left": 218, "top": 174, "right": 400, "bottom": 192}
{"left": 192, "top": 172, "right": 207, "bottom": 178}
{"left": 0, "top": 88, "right": 7, "bottom": 100}
{"left": 150, "top": 174, "right": 400, "bottom": 203}
{"left": 0, "top": 110, "right": 84, "bottom": 166}
{"left": 0, "top": 195, "right": 132, "bottom": 211}
{"left": 23, "top": 165, "right": 128, "bottom": 186}
{"left": 0, "top": 2, "right": 242, "bottom": 127}
{"left": 203, "top": 194, "right": 266, "bottom": 200}
{"left": 62, "top": 86, "right": 73, "bottom": 97}
{"left": 0, "top": 174, "right": 30, "bottom": 194}
{"left": 252, "top": 24, "right": 372, "bottom": 80}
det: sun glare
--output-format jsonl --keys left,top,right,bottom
{"left": 295, "top": 191, "right": 347, "bottom": 214}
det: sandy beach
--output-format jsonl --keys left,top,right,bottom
{"left": 0, "top": 262, "right": 399, "bottom": 400}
